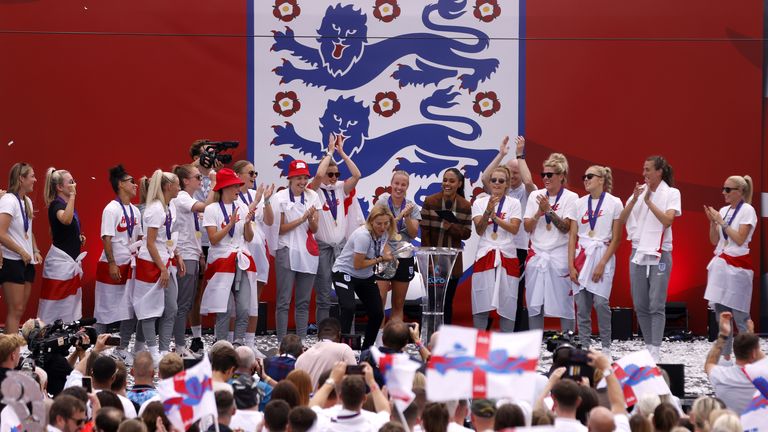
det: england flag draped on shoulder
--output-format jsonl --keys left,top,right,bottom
{"left": 612, "top": 349, "right": 670, "bottom": 407}
{"left": 158, "top": 355, "right": 217, "bottom": 431}
{"left": 742, "top": 357, "right": 768, "bottom": 432}
{"left": 427, "top": 326, "right": 542, "bottom": 402}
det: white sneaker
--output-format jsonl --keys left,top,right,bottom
{"left": 133, "top": 341, "right": 147, "bottom": 353}
{"left": 149, "top": 346, "right": 162, "bottom": 367}
{"left": 112, "top": 348, "right": 134, "bottom": 366}
{"left": 175, "top": 346, "right": 199, "bottom": 359}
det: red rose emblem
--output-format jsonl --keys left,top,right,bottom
{"left": 373, "top": 0, "right": 401, "bottom": 23}
{"left": 273, "top": 0, "right": 301, "bottom": 22}
{"left": 473, "top": 91, "right": 501, "bottom": 117}
{"left": 473, "top": 0, "right": 501, "bottom": 22}
{"left": 372, "top": 91, "right": 401, "bottom": 118}
{"left": 372, "top": 186, "right": 393, "bottom": 205}
{"left": 273, "top": 91, "right": 301, "bottom": 117}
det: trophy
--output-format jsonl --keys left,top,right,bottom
{"left": 414, "top": 247, "right": 459, "bottom": 343}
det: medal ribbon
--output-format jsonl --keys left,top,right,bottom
{"left": 723, "top": 200, "right": 744, "bottom": 240}
{"left": 15, "top": 193, "right": 29, "bottom": 235}
{"left": 289, "top": 191, "right": 305, "bottom": 205}
{"left": 165, "top": 208, "right": 173, "bottom": 241}
{"left": 219, "top": 200, "right": 236, "bottom": 237}
{"left": 587, "top": 192, "right": 606, "bottom": 233}
{"left": 322, "top": 188, "right": 338, "bottom": 222}
{"left": 239, "top": 190, "right": 256, "bottom": 221}
{"left": 388, "top": 196, "right": 406, "bottom": 232}
{"left": 544, "top": 187, "right": 564, "bottom": 225}
{"left": 116, "top": 198, "right": 135, "bottom": 238}
{"left": 492, "top": 196, "right": 506, "bottom": 234}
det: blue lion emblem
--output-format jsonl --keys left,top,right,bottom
{"left": 272, "top": 0, "right": 499, "bottom": 92}
{"left": 272, "top": 86, "right": 497, "bottom": 197}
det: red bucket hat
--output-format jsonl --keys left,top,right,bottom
{"left": 213, "top": 168, "right": 245, "bottom": 191}
{"left": 288, "top": 160, "right": 311, "bottom": 178}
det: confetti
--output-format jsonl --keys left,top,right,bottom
{"left": 91, "top": 177, "right": 96, "bottom": 180}
{"left": 7, "top": 140, "right": 13, "bottom": 146}
{"left": 84, "top": 6, "right": 88, "bottom": 10}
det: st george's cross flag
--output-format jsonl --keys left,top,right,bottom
{"left": 741, "top": 357, "right": 768, "bottom": 431}
{"left": 370, "top": 346, "right": 422, "bottom": 412}
{"left": 158, "top": 355, "right": 217, "bottom": 431}
{"left": 426, "top": 325, "right": 542, "bottom": 402}
{"left": 613, "top": 349, "right": 670, "bottom": 407}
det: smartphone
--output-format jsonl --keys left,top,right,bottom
{"left": 345, "top": 365, "right": 365, "bottom": 375}
{"left": 82, "top": 376, "right": 92, "bottom": 393}
{"left": 105, "top": 336, "right": 121, "bottom": 346}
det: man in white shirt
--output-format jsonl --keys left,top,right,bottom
{"left": 309, "top": 361, "right": 391, "bottom": 432}
{"left": 535, "top": 367, "right": 586, "bottom": 432}
{"left": 91, "top": 355, "right": 137, "bottom": 418}
{"left": 705, "top": 311, "right": 765, "bottom": 414}
{"left": 294, "top": 318, "right": 356, "bottom": 389}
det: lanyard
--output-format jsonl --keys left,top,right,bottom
{"left": 289, "top": 191, "right": 305, "bottom": 205}
{"left": 193, "top": 211, "right": 200, "bottom": 233}
{"left": 544, "top": 187, "right": 564, "bottom": 225}
{"left": 322, "top": 188, "right": 338, "bottom": 221}
{"left": 587, "top": 192, "right": 606, "bottom": 232}
{"left": 14, "top": 194, "right": 29, "bottom": 235}
{"left": 388, "top": 196, "right": 406, "bottom": 232}
{"left": 492, "top": 196, "right": 506, "bottom": 234}
{"left": 116, "top": 198, "right": 135, "bottom": 238}
{"left": 164, "top": 209, "right": 173, "bottom": 240}
{"left": 723, "top": 200, "right": 744, "bottom": 240}
{"left": 239, "top": 190, "right": 256, "bottom": 221}
{"left": 219, "top": 200, "right": 236, "bottom": 237}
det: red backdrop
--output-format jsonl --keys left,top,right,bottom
{"left": 0, "top": 0, "right": 762, "bottom": 334}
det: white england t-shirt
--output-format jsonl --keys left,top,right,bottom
{"left": 138, "top": 200, "right": 176, "bottom": 263}
{"left": 523, "top": 188, "right": 578, "bottom": 251}
{"left": 203, "top": 199, "right": 250, "bottom": 257}
{"left": 100, "top": 200, "right": 142, "bottom": 261}
{"left": 315, "top": 181, "right": 348, "bottom": 245}
{"left": 472, "top": 194, "right": 522, "bottom": 255}
{"left": 567, "top": 192, "right": 623, "bottom": 243}
{"left": 716, "top": 202, "right": 757, "bottom": 256}
{"left": 0, "top": 193, "right": 34, "bottom": 260}
{"left": 170, "top": 191, "right": 203, "bottom": 261}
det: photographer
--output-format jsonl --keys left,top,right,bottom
{"left": 358, "top": 320, "right": 425, "bottom": 388}
{"left": 21, "top": 318, "right": 94, "bottom": 397}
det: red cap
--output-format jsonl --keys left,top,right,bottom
{"left": 287, "top": 160, "right": 310, "bottom": 178}
{"left": 212, "top": 168, "right": 244, "bottom": 191}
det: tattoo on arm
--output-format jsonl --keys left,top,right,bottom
{"left": 550, "top": 212, "right": 570, "bottom": 233}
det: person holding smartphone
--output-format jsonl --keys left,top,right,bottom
{"left": 419, "top": 168, "right": 473, "bottom": 324}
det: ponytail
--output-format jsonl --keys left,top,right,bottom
{"left": 743, "top": 175, "right": 753, "bottom": 204}
{"left": 172, "top": 164, "right": 197, "bottom": 192}
{"left": 138, "top": 176, "right": 150, "bottom": 205}
{"left": 646, "top": 155, "right": 674, "bottom": 187}
{"left": 145, "top": 170, "right": 177, "bottom": 209}
{"left": 44, "top": 167, "right": 69, "bottom": 207}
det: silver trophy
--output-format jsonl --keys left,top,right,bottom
{"left": 414, "top": 247, "right": 459, "bottom": 343}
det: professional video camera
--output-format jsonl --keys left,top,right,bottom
{"left": 198, "top": 140, "right": 239, "bottom": 169}
{"left": 545, "top": 331, "right": 595, "bottom": 384}
{"left": 25, "top": 318, "right": 97, "bottom": 369}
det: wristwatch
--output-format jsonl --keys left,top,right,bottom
{"left": 324, "top": 378, "right": 335, "bottom": 387}
{"left": 602, "top": 367, "right": 613, "bottom": 378}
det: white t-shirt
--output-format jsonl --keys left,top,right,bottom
{"left": 0, "top": 193, "right": 34, "bottom": 260}
{"left": 99, "top": 200, "right": 142, "bottom": 262}
{"left": 507, "top": 183, "right": 530, "bottom": 250}
{"left": 567, "top": 192, "right": 623, "bottom": 243}
{"left": 274, "top": 188, "right": 322, "bottom": 250}
{"left": 716, "top": 202, "right": 757, "bottom": 256}
{"left": 332, "top": 226, "right": 388, "bottom": 279}
{"left": 137, "top": 200, "right": 176, "bottom": 263}
{"left": 237, "top": 189, "right": 268, "bottom": 245}
{"left": 316, "top": 181, "right": 348, "bottom": 245}
{"left": 709, "top": 364, "right": 755, "bottom": 415}
{"left": 230, "top": 409, "right": 264, "bottom": 432}
{"left": 311, "top": 406, "right": 389, "bottom": 432}
{"left": 471, "top": 194, "right": 522, "bottom": 257}
{"left": 625, "top": 182, "right": 681, "bottom": 252}
{"left": 553, "top": 417, "right": 588, "bottom": 432}
{"left": 203, "top": 200, "right": 250, "bottom": 257}
{"left": 524, "top": 188, "right": 578, "bottom": 252}
{"left": 170, "top": 191, "right": 203, "bottom": 261}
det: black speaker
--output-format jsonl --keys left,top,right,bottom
{"left": 665, "top": 302, "right": 688, "bottom": 333}
{"left": 708, "top": 308, "right": 718, "bottom": 342}
{"left": 657, "top": 363, "right": 685, "bottom": 398}
{"left": 514, "top": 307, "right": 530, "bottom": 332}
{"left": 611, "top": 308, "right": 633, "bottom": 340}
{"left": 256, "top": 302, "right": 268, "bottom": 335}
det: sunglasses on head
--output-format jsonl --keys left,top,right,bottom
{"left": 489, "top": 177, "right": 506, "bottom": 184}
{"left": 582, "top": 173, "right": 602, "bottom": 181}
{"left": 722, "top": 187, "right": 737, "bottom": 193}
{"left": 540, "top": 172, "right": 558, "bottom": 179}
{"left": 121, "top": 177, "right": 136, "bottom": 184}
{"left": 327, "top": 172, "right": 341, "bottom": 178}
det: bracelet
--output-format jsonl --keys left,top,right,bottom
{"left": 415, "top": 340, "right": 424, "bottom": 349}
{"left": 516, "top": 154, "right": 525, "bottom": 160}
{"left": 264, "top": 199, "right": 271, "bottom": 205}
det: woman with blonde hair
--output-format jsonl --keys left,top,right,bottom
{"left": 690, "top": 396, "right": 725, "bottom": 432}
{"left": 567, "top": 165, "right": 623, "bottom": 357}
{"left": 0, "top": 162, "right": 42, "bottom": 334}
{"left": 703, "top": 175, "right": 756, "bottom": 359}
{"left": 132, "top": 170, "right": 182, "bottom": 364}
{"left": 332, "top": 205, "right": 395, "bottom": 349}
{"left": 620, "top": 155, "right": 681, "bottom": 362}
{"left": 200, "top": 168, "right": 257, "bottom": 344}
{"left": 233, "top": 159, "right": 274, "bottom": 350}
{"left": 523, "top": 153, "right": 578, "bottom": 331}
{"left": 470, "top": 165, "right": 522, "bottom": 331}
{"left": 375, "top": 170, "right": 420, "bottom": 325}
{"left": 38, "top": 167, "right": 87, "bottom": 324}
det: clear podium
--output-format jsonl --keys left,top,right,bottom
{"left": 414, "top": 247, "right": 460, "bottom": 344}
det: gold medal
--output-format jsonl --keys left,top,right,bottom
{"left": 491, "top": 232, "right": 498, "bottom": 240}
{"left": 394, "top": 233, "right": 402, "bottom": 241}
{"left": 166, "top": 240, "right": 174, "bottom": 247}
{"left": 195, "top": 231, "right": 202, "bottom": 239}
{"left": 588, "top": 230, "right": 595, "bottom": 237}
{"left": 546, "top": 224, "right": 552, "bottom": 231}
{"left": 24, "top": 233, "right": 29, "bottom": 239}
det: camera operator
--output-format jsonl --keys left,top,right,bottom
{"left": 21, "top": 318, "right": 96, "bottom": 396}
{"left": 0, "top": 333, "right": 27, "bottom": 411}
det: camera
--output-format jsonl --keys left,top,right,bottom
{"left": 198, "top": 140, "right": 239, "bottom": 169}
{"left": 25, "top": 318, "right": 98, "bottom": 369}
{"left": 545, "top": 331, "right": 595, "bottom": 384}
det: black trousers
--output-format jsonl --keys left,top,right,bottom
{"left": 443, "top": 277, "right": 460, "bottom": 325}
{"left": 332, "top": 272, "right": 384, "bottom": 350}
{"left": 514, "top": 248, "right": 529, "bottom": 331}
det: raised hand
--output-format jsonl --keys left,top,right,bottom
{"left": 536, "top": 194, "right": 552, "bottom": 214}
{"left": 515, "top": 136, "right": 525, "bottom": 156}
{"left": 253, "top": 183, "right": 266, "bottom": 206}
{"left": 499, "top": 136, "right": 510, "bottom": 157}
{"left": 719, "top": 311, "right": 733, "bottom": 336}
{"left": 631, "top": 182, "right": 645, "bottom": 201}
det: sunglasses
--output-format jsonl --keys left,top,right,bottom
{"left": 489, "top": 177, "right": 506, "bottom": 184}
{"left": 121, "top": 177, "right": 136, "bottom": 184}
{"left": 722, "top": 187, "right": 737, "bottom": 193}
{"left": 69, "top": 417, "right": 86, "bottom": 426}
{"left": 327, "top": 172, "right": 341, "bottom": 178}
{"left": 540, "top": 172, "right": 558, "bottom": 179}
{"left": 582, "top": 174, "right": 602, "bottom": 181}
{"left": 193, "top": 174, "right": 203, "bottom": 181}
{"left": 249, "top": 171, "right": 258, "bottom": 177}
